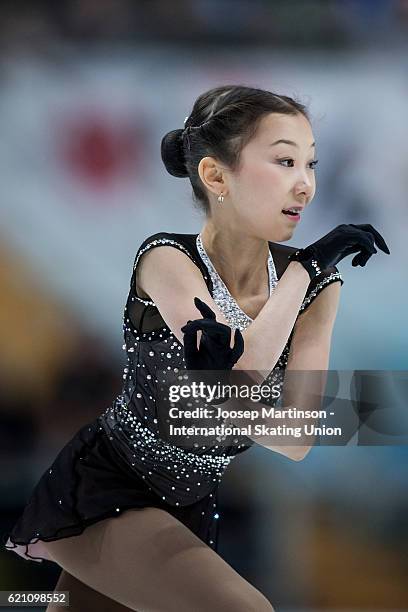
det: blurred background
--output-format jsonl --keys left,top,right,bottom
{"left": 1, "top": 0, "right": 407, "bottom": 610}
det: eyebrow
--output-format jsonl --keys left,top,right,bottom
{"left": 270, "top": 139, "right": 315, "bottom": 148}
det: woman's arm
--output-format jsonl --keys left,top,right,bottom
{"left": 138, "top": 246, "right": 311, "bottom": 375}
{"left": 286, "top": 278, "right": 341, "bottom": 371}
{"left": 139, "top": 245, "right": 341, "bottom": 461}
{"left": 234, "top": 260, "right": 311, "bottom": 375}
{"left": 236, "top": 281, "right": 342, "bottom": 459}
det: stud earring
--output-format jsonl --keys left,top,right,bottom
{"left": 217, "top": 193, "right": 224, "bottom": 205}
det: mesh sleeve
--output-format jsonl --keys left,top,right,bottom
{"left": 127, "top": 233, "right": 198, "bottom": 333}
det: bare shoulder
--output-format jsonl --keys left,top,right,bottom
{"left": 136, "top": 245, "right": 201, "bottom": 296}
{"left": 136, "top": 245, "right": 230, "bottom": 343}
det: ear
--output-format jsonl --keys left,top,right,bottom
{"left": 197, "top": 156, "right": 229, "bottom": 197}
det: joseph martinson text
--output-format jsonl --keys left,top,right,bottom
{"left": 164, "top": 381, "right": 344, "bottom": 442}
{"left": 167, "top": 407, "right": 342, "bottom": 440}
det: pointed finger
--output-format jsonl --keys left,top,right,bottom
{"left": 193, "top": 296, "right": 216, "bottom": 319}
{"left": 364, "top": 224, "right": 390, "bottom": 254}
{"left": 350, "top": 224, "right": 390, "bottom": 254}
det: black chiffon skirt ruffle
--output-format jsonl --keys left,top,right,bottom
{"left": 3, "top": 418, "right": 220, "bottom": 564}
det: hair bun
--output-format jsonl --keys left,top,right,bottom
{"left": 160, "top": 129, "right": 189, "bottom": 178}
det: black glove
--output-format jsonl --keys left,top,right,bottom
{"left": 288, "top": 223, "right": 390, "bottom": 281}
{"left": 181, "top": 297, "right": 244, "bottom": 371}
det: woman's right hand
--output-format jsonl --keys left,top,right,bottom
{"left": 288, "top": 223, "right": 390, "bottom": 280}
{"left": 181, "top": 297, "right": 244, "bottom": 371}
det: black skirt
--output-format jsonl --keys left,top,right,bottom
{"left": 3, "top": 418, "right": 220, "bottom": 564}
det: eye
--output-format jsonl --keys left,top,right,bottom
{"left": 277, "top": 158, "right": 294, "bottom": 167}
{"left": 277, "top": 158, "right": 319, "bottom": 169}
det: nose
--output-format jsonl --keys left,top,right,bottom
{"left": 295, "top": 175, "right": 314, "bottom": 201}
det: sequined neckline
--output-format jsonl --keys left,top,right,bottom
{"left": 196, "top": 233, "right": 278, "bottom": 330}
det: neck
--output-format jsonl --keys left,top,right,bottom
{"left": 199, "top": 222, "right": 270, "bottom": 298}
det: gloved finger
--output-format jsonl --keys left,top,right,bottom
{"left": 353, "top": 242, "right": 377, "bottom": 264}
{"left": 193, "top": 296, "right": 216, "bottom": 320}
{"left": 341, "top": 244, "right": 364, "bottom": 259}
{"left": 230, "top": 328, "right": 244, "bottom": 363}
{"left": 200, "top": 318, "right": 231, "bottom": 341}
{"left": 182, "top": 326, "right": 199, "bottom": 358}
{"left": 351, "top": 249, "right": 374, "bottom": 267}
{"left": 350, "top": 224, "right": 390, "bottom": 254}
{"left": 182, "top": 318, "right": 231, "bottom": 335}
{"left": 180, "top": 320, "right": 192, "bottom": 334}
{"left": 348, "top": 226, "right": 378, "bottom": 253}
{"left": 360, "top": 252, "right": 372, "bottom": 266}
{"left": 180, "top": 319, "right": 232, "bottom": 340}
{"left": 200, "top": 326, "right": 231, "bottom": 353}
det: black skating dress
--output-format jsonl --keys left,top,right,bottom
{"left": 3, "top": 231, "right": 343, "bottom": 564}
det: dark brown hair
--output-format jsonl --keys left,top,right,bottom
{"left": 161, "top": 84, "right": 310, "bottom": 215}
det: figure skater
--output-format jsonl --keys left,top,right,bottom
{"left": 3, "top": 85, "right": 389, "bottom": 611}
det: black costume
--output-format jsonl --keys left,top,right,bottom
{"left": 3, "top": 232, "right": 343, "bottom": 563}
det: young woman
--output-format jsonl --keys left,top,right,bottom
{"left": 3, "top": 85, "right": 389, "bottom": 611}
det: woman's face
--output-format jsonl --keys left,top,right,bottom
{"left": 227, "top": 112, "right": 317, "bottom": 242}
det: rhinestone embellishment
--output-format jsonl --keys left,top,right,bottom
{"left": 196, "top": 234, "right": 278, "bottom": 331}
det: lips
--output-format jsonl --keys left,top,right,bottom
{"left": 282, "top": 206, "right": 304, "bottom": 213}
{"left": 282, "top": 210, "right": 301, "bottom": 222}
{"left": 282, "top": 210, "right": 299, "bottom": 216}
